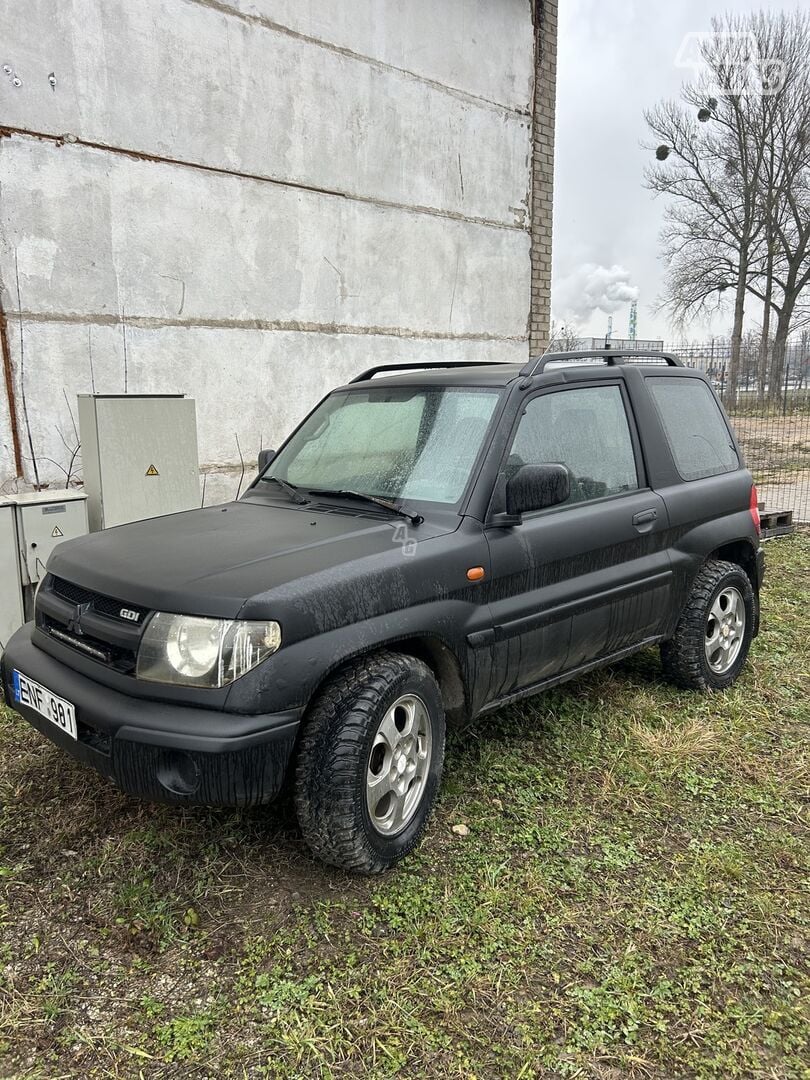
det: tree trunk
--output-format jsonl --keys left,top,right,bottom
{"left": 757, "top": 240, "right": 774, "bottom": 407}
{"left": 727, "top": 251, "right": 748, "bottom": 408}
{"left": 768, "top": 303, "right": 794, "bottom": 405}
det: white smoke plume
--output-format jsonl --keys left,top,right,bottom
{"left": 554, "top": 263, "right": 639, "bottom": 325}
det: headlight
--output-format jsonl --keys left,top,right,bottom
{"left": 136, "top": 613, "right": 281, "bottom": 688}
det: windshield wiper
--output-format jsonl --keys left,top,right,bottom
{"left": 307, "top": 488, "right": 423, "bottom": 526}
{"left": 259, "top": 475, "right": 310, "bottom": 505}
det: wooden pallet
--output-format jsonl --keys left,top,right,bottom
{"left": 759, "top": 507, "right": 795, "bottom": 539}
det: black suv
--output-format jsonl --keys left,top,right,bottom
{"left": 2, "top": 351, "right": 765, "bottom": 872}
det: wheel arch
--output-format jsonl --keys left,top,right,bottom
{"left": 709, "top": 538, "right": 759, "bottom": 590}
{"left": 303, "top": 634, "right": 469, "bottom": 726}
{"left": 392, "top": 635, "right": 468, "bottom": 724}
{"left": 708, "top": 539, "right": 761, "bottom": 636}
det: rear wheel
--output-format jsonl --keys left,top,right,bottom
{"left": 660, "top": 559, "right": 756, "bottom": 691}
{"left": 294, "top": 651, "right": 445, "bottom": 873}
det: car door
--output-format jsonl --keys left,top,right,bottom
{"left": 484, "top": 379, "right": 673, "bottom": 700}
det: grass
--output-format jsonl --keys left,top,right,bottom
{"left": 1, "top": 535, "right": 808, "bottom": 1078}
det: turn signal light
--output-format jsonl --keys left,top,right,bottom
{"left": 466, "top": 566, "right": 485, "bottom": 582}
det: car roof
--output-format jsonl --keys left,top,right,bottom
{"left": 337, "top": 351, "right": 686, "bottom": 391}
{"left": 341, "top": 363, "right": 524, "bottom": 389}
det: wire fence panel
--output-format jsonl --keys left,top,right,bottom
{"left": 663, "top": 340, "right": 810, "bottom": 523}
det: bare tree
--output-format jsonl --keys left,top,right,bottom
{"left": 646, "top": 19, "right": 770, "bottom": 403}
{"left": 645, "top": 11, "right": 810, "bottom": 404}
{"left": 548, "top": 321, "right": 581, "bottom": 351}
{"left": 755, "top": 14, "right": 810, "bottom": 400}
{"left": 734, "top": 12, "right": 810, "bottom": 401}
{"left": 739, "top": 326, "right": 762, "bottom": 390}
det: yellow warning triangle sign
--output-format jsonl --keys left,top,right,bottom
{"left": 145, "top": 464, "right": 159, "bottom": 477}
{"left": 51, "top": 525, "right": 63, "bottom": 538}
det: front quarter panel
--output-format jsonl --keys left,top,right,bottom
{"left": 224, "top": 519, "right": 493, "bottom": 715}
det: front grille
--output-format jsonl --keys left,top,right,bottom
{"left": 39, "top": 615, "right": 139, "bottom": 673}
{"left": 51, "top": 577, "right": 149, "bottom": 623}
{"left": 37, "top": 576, "right": 150, "bottom": 675}
{"left": 46, "top": 624, "right": 113, "bottom": 663}
{"left": 51, "top": 577, "right": 94, "bottom": 606}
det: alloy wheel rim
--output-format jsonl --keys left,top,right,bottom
{"left": 365, "top": 694, "right": 432, "bottom": 836}
{"left": 705, "top": 586, "right": 745, "bottom": 674}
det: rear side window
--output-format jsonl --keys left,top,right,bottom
{"left": 648, "top": 377, "right": 738, "bottom": 481}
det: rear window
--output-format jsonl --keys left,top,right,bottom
{"left": 648, "top": 377, "right": 739, "bottom": 481}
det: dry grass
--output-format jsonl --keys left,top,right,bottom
{"left": 630, "top": 716, "right": 722, "bottom": 762}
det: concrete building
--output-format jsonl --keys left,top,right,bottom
{"left": 0, "top": 0, "right": 557, "bottom": 501}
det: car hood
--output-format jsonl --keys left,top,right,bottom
{"left": 47, "top": 496, "right": 457, "bottom": 619}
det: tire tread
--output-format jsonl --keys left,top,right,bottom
{"left": 294, "top": 651, "right": 443, "bottom": 874}
{"left": 660, "top": 558, "right": 755, "bottom": 692}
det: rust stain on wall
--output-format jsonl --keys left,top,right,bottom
{"left": 0, "top": 295, "right": 23, "bottom": 477}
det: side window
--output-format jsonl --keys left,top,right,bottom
{"left": 648, "top": 377, "right": 738, "bottom": 481}
{"left": 508, "top": 385, "right": 639, "bottom": 504}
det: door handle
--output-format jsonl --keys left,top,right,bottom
{"left": 632, "top": 508, "right": 658, "bottom": 527}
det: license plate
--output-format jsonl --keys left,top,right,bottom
{"left": 12, "top": 670, "right": 77, "bottom": 740}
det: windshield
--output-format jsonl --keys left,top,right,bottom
{"left": 267, "top": 386, "right": 501, "bottom": 506}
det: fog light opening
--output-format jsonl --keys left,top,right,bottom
{"left": 157, "top": 750, "right": 201, "bottom": 796}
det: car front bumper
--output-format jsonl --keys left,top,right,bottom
{"left": 1, "top": 624, "right": 302, "bottom": 807}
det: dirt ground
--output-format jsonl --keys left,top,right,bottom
{"left": 730, "top": 414, "right": 810, "bottom": 522}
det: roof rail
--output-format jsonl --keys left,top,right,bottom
{"left": 519, "top": 349, "right": 683, "bottom": 379}
{"left": 350, "top": 361, "right": 503, "bottom": 383}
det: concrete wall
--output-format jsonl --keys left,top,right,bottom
{"left": 0, "top": 0, "right": 548, "bottom": 502}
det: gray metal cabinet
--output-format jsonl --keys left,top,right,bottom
{"left": 10, "top": 490, "right": 89, "bottom": 588}
{"left": 0, "top": 503, "right": 23, "bottom": 652}
{"left": 78, "top": 395, "right": 200, "bottom": 531}
{"left": 0, "top": 490, "right": 89, "bottom": 649}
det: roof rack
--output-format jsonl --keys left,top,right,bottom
{"left": 350, "top": 361, "right": 505, "bottom": 383}
{"left": 519, "top": 349, "right": 683, "bottom": 378}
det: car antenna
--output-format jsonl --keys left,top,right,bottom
{"left": 521, "top": 333, "right": 559, "bottom": 386}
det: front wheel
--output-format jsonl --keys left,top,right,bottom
{"left": 294, "top": 652, "right": 445, "bottom": 873}
{"left": 660, "top": 559, "right": 756, "bottom": 691}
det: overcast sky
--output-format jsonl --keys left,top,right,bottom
{"left": 552, "top": 0, "right": 794, "bottom": 344}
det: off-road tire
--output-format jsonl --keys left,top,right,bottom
{"left": 294, "top": 651, "right": 445, "bottom": 873}
{"left": 660, "top": 559, "right": 756, "bottom": 691}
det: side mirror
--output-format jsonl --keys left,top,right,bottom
{"left": 257, "top": 449, "right": 276, "bottom": 474}
{"left": 494, "top": 464, "right": 570, "bottom": 525}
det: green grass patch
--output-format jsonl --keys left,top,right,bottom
{"left": 0, "top": 535, "right": 808, "bottom": 1077}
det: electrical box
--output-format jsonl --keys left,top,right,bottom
{"left": 0, "top": 503, "right": 24, "bottom": 653}
{"left": 0, "top": 490, "right": 89, "bottom": 637}
{"left": 78, "top": 395, "right": 200, "bottom": 531}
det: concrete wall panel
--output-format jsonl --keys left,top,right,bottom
{"left": 225, "top": 0, "right": 535, "bottom": 110}
{"left": 0, "top": 405, "right": 16, "bottom": 490}
{"left": 5, "top": 318, "right": 526, "bottom": 495}
{"left": 0, "top": 0, "right": 531, "bottom": 226}
{"left": 0, "top": 138, "right": 530, "bottom": 338}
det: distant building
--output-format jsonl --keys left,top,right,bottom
{"left": 577, "top": 337, "right": 665, "bottom": 352}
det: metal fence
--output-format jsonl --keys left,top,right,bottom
{"left": 662, "top": 339, "right": 810, "bottom": 525}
